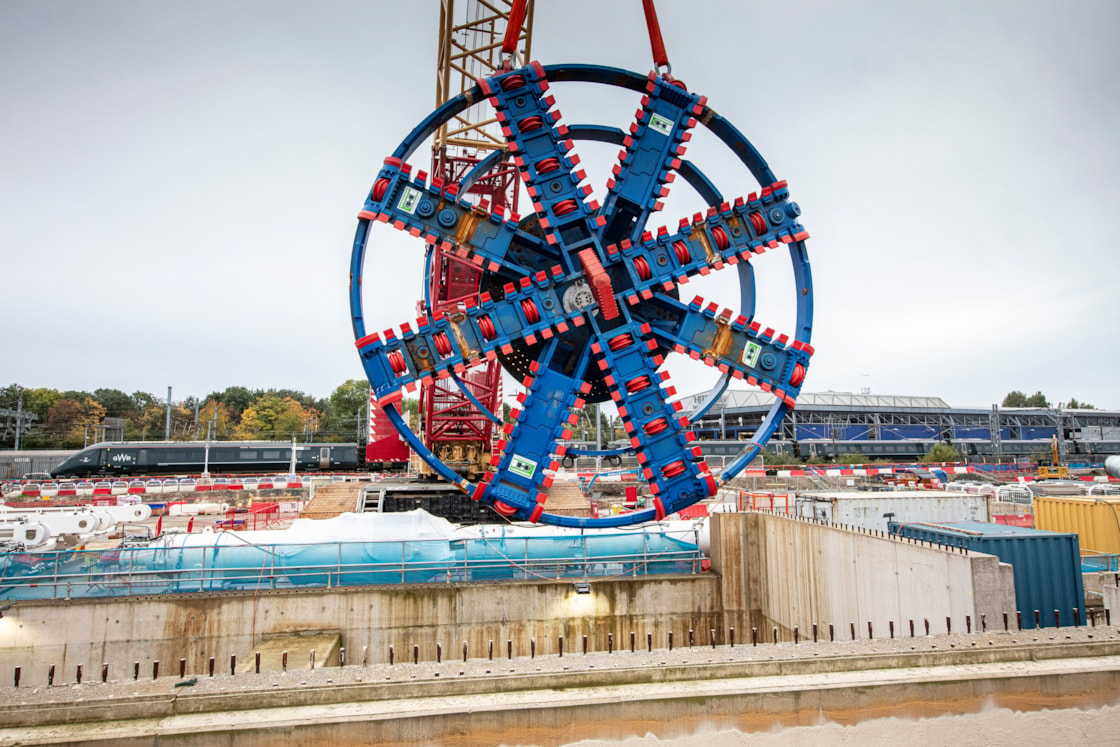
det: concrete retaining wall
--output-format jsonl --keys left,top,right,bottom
{"left": 710, "top": 511, "right": 1016, "bottom": 638}
{"left": 0, "top": 576, "right": 721, "bottom": 687}
{"left": 1103, "top": 575, "right": 1120, "bottom": 622}
{"left": 1, "top": 510, "right": 1020, "bottom": 687}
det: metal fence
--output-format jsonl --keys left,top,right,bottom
{"left": 0, "top": 534, "right": 703, "bottom": 601}
{"left": 1082, "top": 552, "right": 1120, "bottom": 573}
{"left": 0, "top": 451, "right": 74, "bottom": 480}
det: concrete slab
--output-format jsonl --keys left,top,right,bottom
{"left": 237, "top": 632, "right": 341, "bottom": 674}
{"left": 299, "top": 484, "right": 361, "bottom": 519}
{"left": 542, "top": 479, "right": 590, "bottom": 516}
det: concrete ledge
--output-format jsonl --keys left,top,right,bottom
{"left": 2, "top": 631, "right": 1118, "bottom": 730}
{"left": 2, "top": 647, "right": 1118, "bottom": 745}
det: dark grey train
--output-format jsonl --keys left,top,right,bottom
{"left": 50, "top": 442, "right": 358, "bottom": 478}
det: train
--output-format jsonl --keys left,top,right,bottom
{"left": 50, "top": 441, "right": 359, "bottom": 478}
{"left": 693, "top": 437, "right": 1120, "bottom": 462}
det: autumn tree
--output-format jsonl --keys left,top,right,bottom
{"left": 93, "top": 388, "right": 136, "bottom": 418}
{"left": 131, "top": 391, "right": 158, "bottom": 410}
{"left": 233, "top": 395, "right": 312, "bottom": 440}
{"left": 275, "top": 398, "right": 314, "bottom": 439}
{"left": 197, "top": 399, "right": 236, "bottom": 440}
{"left": 322, "top": 379, "right": 368, "bottom": 440}
{"left": 44, "top": 397, "right": 106, "bottom": 448}
{"left": 168, "top": 404, "right": 196, "bottom": 440}
{"left": 206, "top": 386, "right": 255, "bottom": 419}
{"left": 24, "top": 387, "right": 63, "bottom": 421}
{"left": 270, "top": 389, "right": 323, "bottom": 411}
{"left": 130, "top": 401, "right": 192, "bottom": 441}
{"left": 133, "top": 403, "right": 170, "bottom": 441}
{"left": 231, "top": 407, "right": 263, "bottom": 440}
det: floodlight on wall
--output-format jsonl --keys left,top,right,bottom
{"left": 573, "top": 582, "right": 591, "bottom": 595}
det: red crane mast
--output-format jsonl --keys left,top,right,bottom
{"left": 419, "top": 0, "right": 534, "bottom": 476}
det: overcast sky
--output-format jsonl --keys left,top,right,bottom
{"left": 2, "top": 0, "right": 1117, "bottom": 410}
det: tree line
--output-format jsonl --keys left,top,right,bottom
{"left": 2, "top": 382, "right": 1101, "bottom": 453}
{"left": 1000, "top": 391, "right": 1095, "bottom": 409}
{"left": 0, "top": 380, "right": 408, "bottom": 450}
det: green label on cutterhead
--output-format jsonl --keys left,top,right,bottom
{"left": 397, "top": 187, "right": 421, "bottom": 215}
{"left": 510, "top": 455, "right": 537, "bottom": 480}
{"left": 742, "top": 341, "right": 762, "bottom": 368}
{"left": 648, "top": 113, "right": 673, "bottom": 136}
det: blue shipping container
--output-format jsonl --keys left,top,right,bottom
{"left": 888, "top": 521, "right": 1084, "bottom": 630}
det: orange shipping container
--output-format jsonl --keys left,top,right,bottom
{"left": 1033, "top": 495, "right": 1120, "bottom": 554}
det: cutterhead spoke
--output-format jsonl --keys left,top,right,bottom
{"left": 482, "top": 64, "right": 605, "bottom": 271}
{"left": 355, "top": 279, "right": 591, "bottom": 408}
{"left": 610, "top": 183, "right": 809, "bottom": 302}
{"left": 360, "top": 156, "right": 552, "bottom": 280}
{"left": 598, "top": 72, "right": 705, "bottom": 245}
{"left": 589, "top": 321, "right": 718, "bottom": 517}
{"left": 473, "top": 340, "right": 591, "bottom": 523}
{"left": 640, "top": 294, "right": 813, "bottom": 409}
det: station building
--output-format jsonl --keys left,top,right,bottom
{"left": 680, "top": 391, "right": 1120, "bottom": 462}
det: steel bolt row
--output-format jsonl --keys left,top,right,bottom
{"left": 12, "top": 607, "right": 1113, "bottom": 687}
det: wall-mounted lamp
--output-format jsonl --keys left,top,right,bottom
{"left": 573, "top": 582, "right": 591, "bottom": 595}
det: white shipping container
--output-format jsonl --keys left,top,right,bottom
{"left": 795, "top": 490, "right": 991, "bottom": 531}
{"left": 168, "top": 502, "right": 229, "bottom": 516}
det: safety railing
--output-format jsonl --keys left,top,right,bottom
{"left": 1082, "top": 552, "right": 1120, "bottom": 574}
{"left": 0, "top": 535, "right": 703, "bottom": 601}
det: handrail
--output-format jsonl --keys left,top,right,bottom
{"left": 0, "top": 538, "right": 702, "bottom": 601}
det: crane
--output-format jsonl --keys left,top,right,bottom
{"left": 418, "top": 0, "right": 535, "bottom": 478}
{"left": 367, "top": 1, "right": 533, "bottom": 476}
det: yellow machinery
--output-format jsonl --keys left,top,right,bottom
{"left": 1038, "top": 436, "right": 1069, "bottom": 479}
{"left": 1038, "top": 464, "right": 1070, "bottom": 479}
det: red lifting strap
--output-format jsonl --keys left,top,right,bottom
{"left": 641, "top": 0, "right": 670, "bottom": 70}
{"left": 502, "top": 0, "right": 530, "bottom": 58}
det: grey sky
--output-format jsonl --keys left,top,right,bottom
{"left": 2, "top": 0, "right": 1117, "bottom": 409}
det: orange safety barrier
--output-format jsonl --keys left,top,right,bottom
{"left": 739, "top": 491, "right": 793, "bottom": 514}
{"left": 676, "top": 504, "right": 709, "bottom": 519}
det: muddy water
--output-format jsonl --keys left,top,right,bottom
{"left": 563, "top": 704, "right": 1120, "bottom": 746}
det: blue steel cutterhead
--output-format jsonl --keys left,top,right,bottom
{"left": 349, "top": 63, "right": 815, "bottom": 527}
